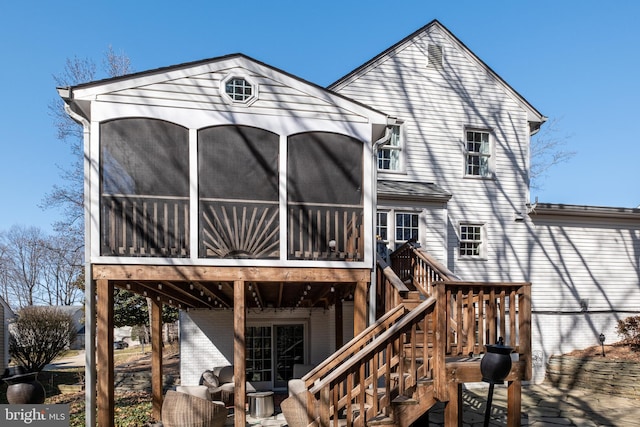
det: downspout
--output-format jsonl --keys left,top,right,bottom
{"left": 369, "top": 117, "right": 400, "bottom": 325}
{"left": 62, "top": 97, "right": 96, "bottom": 427}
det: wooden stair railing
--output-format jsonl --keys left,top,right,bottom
{"left": 307, "top": 297, "right": 441, "bottom": 427}
{"left": 294, "top": 246, "right": 532, "bottom": 426}
{"left": 302, "top": 303, "right": 407, "bottom": 392}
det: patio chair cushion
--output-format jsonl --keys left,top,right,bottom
{"left": 176, "top": 385, "right": 210, "bottom": 401}
{"left": 288, "top": 379, "right": 306, "bottom": 397}
{"left": 201, "top": 370, "right": 219, "bottom": 388}
{"left": 216, "top": 365, "right": 234, "bottom": 384}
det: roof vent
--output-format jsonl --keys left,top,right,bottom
{"left": 427, "top": 44, "right": 443, "bottom": 69}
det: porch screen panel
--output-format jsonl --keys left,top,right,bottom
{"left": 198, "top": 125, "right": 279, "bottom": 259}
{"left": 100, "top": 118, "right": 189, "bottom": 257}
{"left": 287, "top": 132, "right": 364, "bottom": 261}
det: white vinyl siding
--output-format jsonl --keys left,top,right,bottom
{"left": 334, "top": 24, "right": 532, "bottom": 279}
{"left": 180, "top": 307, "right": 339, "bottom": 387}
{"left": 527, "top": 215, "right": 640, "bottom": 382}
{"left": 529, "top": 218, "right": 640, "bottom": 313}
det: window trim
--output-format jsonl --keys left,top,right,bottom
{"left": 458, "top": 222, "right": 486, "bottom": 260}
{"left": 376, "top": 209, "right": 421, "bottom": 251}
{"left": 463, "top": 128, "right": 494, "bottom": 179}
{"left": 377, "top": 124, "right": 405, "bottom": 173}
{"left": 220, "top": 73, "right": 258, "bottom": 106}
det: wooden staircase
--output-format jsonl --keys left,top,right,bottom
{"left": 295, "top": 242, "right": 531, "bottom": 427}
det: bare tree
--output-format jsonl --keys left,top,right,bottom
{"left": 41, "top": 233, "right": 84, "bottom": 306}
{"left": 1, "top": 226, "right": 48, "bottom": 308}
{"left": 0, "top": 226, "right": 83, "bottom": 310}
{"left": 530, "top": 117, "right": 576, "bottom": 190}
{"left": 44, "top": 47, "right": 133, "bottom": 237}
{"left": 0, "top": 236, "right": 10, "bottom": 303}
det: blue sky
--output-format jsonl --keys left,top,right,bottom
{"left": 1, "top": 1, "right": 638, "bottom": 233}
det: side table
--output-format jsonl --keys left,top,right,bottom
{"left": 247, "top": 391, "right": 274, "bottom": 418}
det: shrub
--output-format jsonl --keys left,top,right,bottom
{"left": 616, "top": 315, "right": 640, "bottom": 349}
{"left": 9, "top": 306, "right": 78, "bottom": 372}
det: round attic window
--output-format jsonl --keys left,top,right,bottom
{"left": 223, "top": 76, "right": 255, "bottom": 104}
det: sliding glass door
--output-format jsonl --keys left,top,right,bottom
{"left": 246, "top": 323, "right": 305, "bottom": 389}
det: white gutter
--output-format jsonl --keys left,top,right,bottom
{"left": 369, "top": 117, "right": 401, "bottom": 325}
{"left": 63, "top": 99, "right": 96, "bottom": 427}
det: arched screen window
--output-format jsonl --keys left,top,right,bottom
{"left": 100, "top": 118, "right": 189, "bottom": 257}
{"left": 287, "top": 132, "right": 364, "bottom": 261}
{"left": 198, "top": 125, "right": 279, "bottom": 259}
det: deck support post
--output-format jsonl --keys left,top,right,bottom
{"left": 234, "top": 280, "right": 246, "bottom": 427}
{"left": 96, "top": 279, "right": 114, "bottom": 427}
{"left": 507, "top": 380, "right": 522, "bottom": 426}
{"left": 354, "top": 280, "right": 368, "bottom": 336}
{"left": 443, "top": 382, "right": 462, "bottom": 427}
{"left": 151, "top": 299, "right": 163, "bottom": 421}
{"left": 335, "top": 298, "right": 343, "bottom": 349}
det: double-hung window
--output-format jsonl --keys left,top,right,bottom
{"left": 396, "top": 213, "right": 419, "bottom": 242}
{"left": 459, "top": 223, "right": 484, "bottom": 258}
{"left": 378, "top": 125, "right": 402, "bottom": 171}
{"left": 376, "top": 210, "right": 419, "bottom": 250}
{"left": 465, "top": 130, "right": 491, "bottom": 177}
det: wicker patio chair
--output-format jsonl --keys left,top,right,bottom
{"left": 162, "top": 390, "right": 228, "bottom": 427}
{"left": 280, "top": 391, "right": 316, "bottom": 427}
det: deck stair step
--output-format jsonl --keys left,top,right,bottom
{"left": 367, "top": 415, "right": 396, "bottom": 426}
{"left": 391, "top": 395, "right": 418, "bottom": 405}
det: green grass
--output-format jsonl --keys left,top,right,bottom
{"left": 1, "top": 344, "right": 173, "bottom": 426}
{"left": 1, "top": 370, "right": 156, "bottom": 427}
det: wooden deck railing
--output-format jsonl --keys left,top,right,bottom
{"left": 375, "top": 255, "right": 410, "bottom": 316}
{"left": 298, "top": 245, "right": 532, "bottom": 425}
{"left": 391, "top": 241, "right": 532, "bottom": 374}
{"left": 101, "top": 196, "right": 364, "bottom": 261}
{"left": 288, "top": 203, "right": 364, "bottom": 261}
{"left": 101, "top": 194, "right": 189, "bottom": 257}
{"left": 390, "top": 241, "right": 459, "bottom": 297}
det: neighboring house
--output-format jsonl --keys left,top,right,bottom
{"left": 0, "top": 296, "right": 15, "bottom": 375}
{"left": 58, "top": 18, "right": 637, "bottom": 427}
{"left": 55, "top": 305, "right": 85, "bottom": 350}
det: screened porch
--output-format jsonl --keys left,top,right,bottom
{"left": 99, "top": 119, "right": 367, "bottom": 262}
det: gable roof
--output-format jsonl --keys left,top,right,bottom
{"left": 329, "top": 20, "right": 546, "bottom": 131}
{"left": 59, "top": 53, "right": 389, "bottom": 127}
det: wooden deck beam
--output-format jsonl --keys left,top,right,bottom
{"left": 93, "top": 264, "right": 371, "bottom": 283}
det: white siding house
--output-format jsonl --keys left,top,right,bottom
{"left": 330, "top": 20, "right": 543, "bottom": 283}
{"left": 60, "top": 21, "right": 639, "bottom": 426}
{"left": 331, "top": 20, "right": 639, "bottom": 383}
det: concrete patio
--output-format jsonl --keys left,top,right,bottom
{"left": 226, "top": 384, "right": 640, "bottom": 427}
